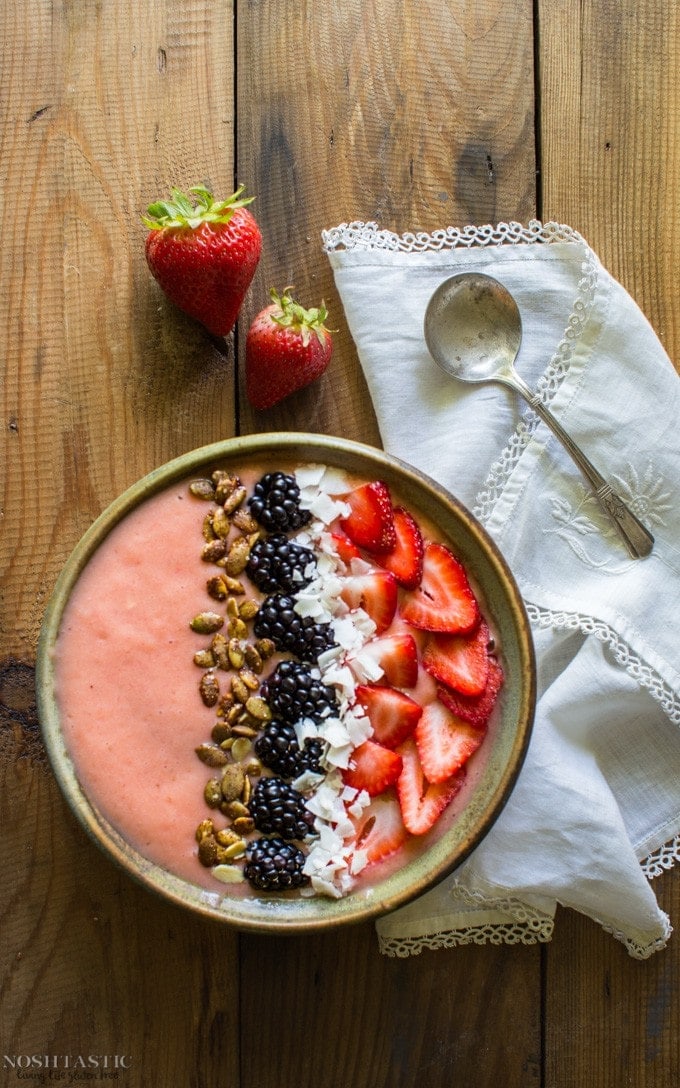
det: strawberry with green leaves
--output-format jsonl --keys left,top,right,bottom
{"left": 143, "top": 184, "right": 262, "bottom": 337}
{"left": 245, "top": 288, "right": 334, "bottom": 409}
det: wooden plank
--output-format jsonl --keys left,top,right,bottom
{"left": 236, "top": 3, "right": 541, "bottom": 1084}
{"left": 235, "top": 0, "right": 538, "bottom": 440}
{"left": 240, "top": 927, "right": 542, "bottom": 1088}
{"left": 0, "top": 2, "right": 242, "bottom": 1084}
{"left": 545, "top": 880, "right": 679, "bottom": 1088}
{"left": 538, "top": 0, "right": 680, "bottom": 369}
{"left": 538, "top": 1, "right": 680, "bottom": 1084}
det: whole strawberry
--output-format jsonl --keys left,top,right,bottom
{"left": 246, "top": 288, "right": 333, "bottom": 409}
{"left": 143, "top": 184, "right": 262, "bottom": 336}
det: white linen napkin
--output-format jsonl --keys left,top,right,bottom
{"left": 322, "top": 221, "right": 680, "bottom": 959}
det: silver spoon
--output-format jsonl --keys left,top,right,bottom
{"left": 424, "top": 272, "right": 654, "bottom": 559}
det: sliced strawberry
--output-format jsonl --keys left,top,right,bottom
{"left": 343, "top": 739, "right": 403, "bottom": 796}
{"left": 330, "top": 531, "right": 361, "bottom": 564}
{"left": 377, "top": 506, "right": 424, "bottom": 589}
{"left": 396, "top": 738, "right": 464, "bottom": 835}
{"left": 355, "top": 684, "right": 423, "bottom": 749}
{"left": 356, "top": 632, "right": 419, "bottom": 688}
{"left": 437, "top": 656, "right": 504, "bottom": 729}
{"left": 340, "top": 571, "right": 398, "bottom": 633}
{"left": 351, "top": 792, "right": 407, "bottom": 866}
{"left": 415, "top": 702, "right": 484, "bottom": 784}
{"left": 339, "top": 481, "right": 396, "bottom": 554}
{"left": 422, "top": 621, "right": 491, "bottom": 697}
{"left": 400, "top": 542, "right": 480, "bottom": 634}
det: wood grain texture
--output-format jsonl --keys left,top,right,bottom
{"left": 545, "top": 886, "right": 679, "bottom": 1088}
{"left": 235, "top": 0, "right": 537, "bottom": 441}
{"left": 538, "top": 2, "right": 680, "bottom": 1085}
{"left": 240, "top": 928, "right": 542, "bottom": 1088}
{"left": 1, "top": 3, "right": 243, "bottom": 1084}
{"left": 538, "top": 0, "right": 680, "bottom": 369}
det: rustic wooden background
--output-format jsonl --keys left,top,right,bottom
{"left": 1, "top": 2, "right": 678, "bottom": 1086}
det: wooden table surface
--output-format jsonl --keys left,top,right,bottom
{"left": 2, "top": 2, "right": 678, "bottom": 1086}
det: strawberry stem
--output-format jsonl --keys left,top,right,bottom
{"left": 269, "top": 286, "right": 333, "bottom": 348}
{"left": 142, "top": 184, "right": 255, "bottom": 230}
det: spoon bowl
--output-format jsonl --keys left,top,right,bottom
{"left": 424, "top": 272, "right": 522, "bottom": 386}
{"left": 423, "top": 272, "right": 654, "bottom": 559}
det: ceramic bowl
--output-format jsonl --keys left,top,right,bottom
{"left": 36, "top": 433, "right": 535, "bottom": 933}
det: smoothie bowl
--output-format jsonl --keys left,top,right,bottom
{"left": 37, "top": 433, "right": 535, "bottom": 933}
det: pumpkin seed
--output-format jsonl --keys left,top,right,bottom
{"left": 233, "top": 816, "right": 255, "bottom": 835}
{"left": 228, "top": 616, "right": 249, "bottom": 640}
{"left": 231, "top": 723, "right": 259, "bottom": 739}
{"left": 212, "top": 864, "right": 244, "bottom": 884}
{"left": 206, "top": 574, "right": 229, "bottom": 601}
{"left": 228, "top": 638, "right": 245, "bottom": 669}
{"left": 223, "top": 800, "right": 250, "bottom": 820}
{"left": 230, "top": 737, "right": 252, "bottom": 763}
{"left": 193, "top": 649, "right": 215, "bottom": 668}
{"left": 199, "top": 671, "right": 220, "bottom": 707}
{"left": 243, "top": 644, "right": 263, "bottom": 672}
{"left": 195, "top": 743, "right": 229, "bottom": 768}
{"left": 223, "top": 485, "right": 248, "bottom": 515}
{"left": 211, "top": 720, "right": 232, "bottom": 744}
{"left": 191, "top": 611, "right": 224, "bottom": 635}
{"left": 238, "top": 598, "right": 260, "bottom": 621}
{"left": 215, "top": 827, "right": 242, "bottom": 848}
{"left": 198, "top": 836, "right": 219, "bottom": 866}
{"left": 212, "top": 505, "right": 231, "bottom": 539}
{"left": 189, "top": 479, "right": 216, "bottom": 500}
{"left": 220, "top": 764, "right": 245, "bottom": 802}
{"left": 245, "top": 695, "right": 271, "bottom": 721}
{"left": 224, "top": 536, "right": 251, "bottom": 576}
{"left": 232, "top": 508, "right": 259, "bottom": 533}
{"left": 195, "top": 818, "right": 215, "bottom": 842}
{"left": 202, "top": 538, "right": 227, "bottom": 563}
{"left": 204, "top": 779, "right": 223, "bottom": 808}
{"left": 255, "top": 638, "right": 276, "bottom": 659}
{"left": 211, "top": 633, "right": 230, "bottom": 670}
{"left": 239, "top": 668, "right": 260, "bottom": 691}
{"left": 220, "top": 839, "right": 247, "bottom": 860}
{"left": 231, "top": 676, "right": 250, "bottom": 704}
{"left": 202, "top": 513, "right": 217, "bottom": 541}
{"left": 213, "top": 471, "right": 240, "bottom": 503}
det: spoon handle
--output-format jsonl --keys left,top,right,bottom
{"left": 514, "top": 383, "right": 654, "bottom": 559}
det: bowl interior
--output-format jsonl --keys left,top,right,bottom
{"left": 36, "top": 433, "right": 535, "bottom": 932}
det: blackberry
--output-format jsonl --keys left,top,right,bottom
{"left": 254, "top": 593, "right": 335, "bottom": 661}
{"left": 248, "top": 472, "right": 311, "bottom": 532}
{"left": 261, "top": 660, "right": 338, "bottom": 724}
{"left": 244, "top": 836, "right": 309, "bottom": 891}
{"left": 255, "top": 720, "right": 324, "bottom": 780}
{"left": 250, "top": 777, "right": 315, "bottom": 840}
{"left": 246, "top": 534, "right": 316, "bottom": 594}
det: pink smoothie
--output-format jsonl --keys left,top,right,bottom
{"left": 54, "top": 485, "right": 223, "bottom": 888}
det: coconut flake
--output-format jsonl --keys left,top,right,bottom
{"left": 295, "top": 464, "right": 327, "bottom": 489}
{"left": 348, "top": 648, "right": 385, "bottom": 684}
{"left": 318, "top": 466, "right": 352, "bottom": 495}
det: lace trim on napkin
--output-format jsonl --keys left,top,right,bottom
{"left": 642, "top": 833, "right": 680, "bottom": 879}
{"left": 524, "top": 602, "right": 680, "bottom": 725}
{"left": 378, "top": 886, "right": 554, "bottom": 958}
{"left": 321, "top": 218, "right": 586, "bottom": 253}
{"left": 378, "top": 876, "right": 673, "bottom": 960}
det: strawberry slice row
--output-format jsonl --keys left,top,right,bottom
{"left": 336, "top": 478, "right": 505, "bottom": 864}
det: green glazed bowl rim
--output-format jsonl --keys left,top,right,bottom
{"left": 36, "top": 432, "right": 536, "bottom": 934}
